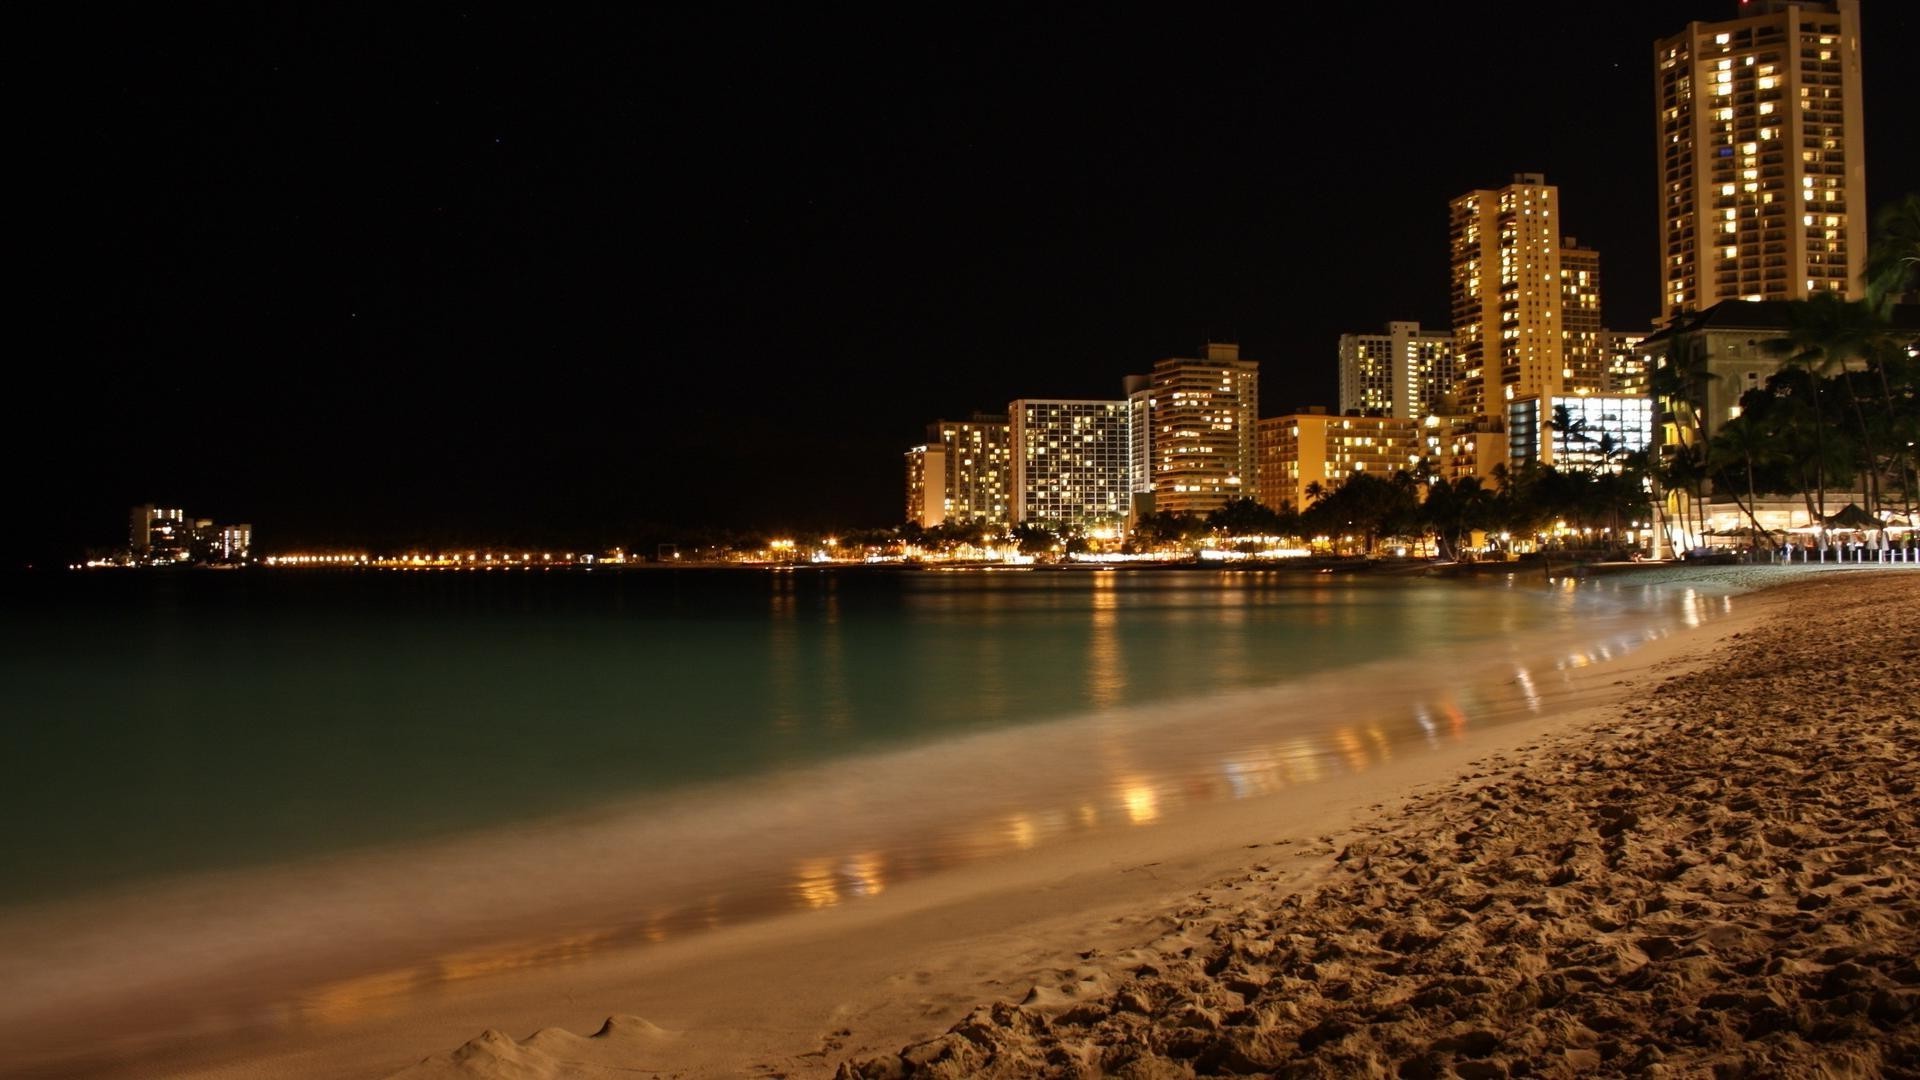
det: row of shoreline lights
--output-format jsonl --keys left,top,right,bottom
{"left": 263, "top": 552, "right": 610, "bottom": 566}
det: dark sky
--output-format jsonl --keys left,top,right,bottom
{"left": 15, "top": 2, "right": 1920, "bottom": 564}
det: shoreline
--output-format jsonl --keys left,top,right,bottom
{"left": 4, "top": 566, "right": 1902, "bottom": 1077}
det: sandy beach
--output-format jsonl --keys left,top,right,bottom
{"left": 367, "top": 567, "right": 1917, "bottom": 1080}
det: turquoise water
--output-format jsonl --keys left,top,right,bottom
{"left": 0, "top": 567, "right": 1680, "bottom": 904}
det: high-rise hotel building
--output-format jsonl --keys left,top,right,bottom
{"left": 1337, "top": 322, "right": 1456, "bottom": 420}
{"left": 1008, "top": 399, "right": 1132, "bottom": 527}
{"left": 905, "top": 414, "right": 1012, "bottom": 527}
{"left": 1654, "top": 0, "right": 1865, "bottom": 322}
{"left": 1450, "top": 174, "right": 1574, "bottom": 421}
{"left": 1129, "top": 343, "right": 1260, "bottom": 517}
{"left": 1560, "top": 240, "right": 1606, "bottom": 395}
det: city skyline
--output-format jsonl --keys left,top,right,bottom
{"left": 14, "top": 2, "right": 1919, "bottom": 566}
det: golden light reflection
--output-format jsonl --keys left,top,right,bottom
{"left": 295, "top": 967, "right": 424, "bottom": 1027}
{"left": 1121, "top": 782, "right": 1160, "bottom": 825}
{"left": 1005, "top": 814, "right": 1037, "bottom": 851}
{"left": 1333, "top": 728, "right": 1369, "bottom": 771}
{"left": 843, "top": 852, "right": 887, "bottom": 898}
{"left": 792, "top": 859, "right": 840, "bottom": 909}
{"left": 1514, "top": 666, "right": 1541, "bottom": 712}
{"left": 1086, "top": 579, "right": 1124, "bottom": 710}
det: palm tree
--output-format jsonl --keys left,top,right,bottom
{"left": 1865, "top": 193, "right": 1920, "bottom": 315}
{"left": 1709, "top": 415, "right": 1783, "bottom": 551}
{"left": 1762, "top": 292, "right": 1884, "bottom": 515}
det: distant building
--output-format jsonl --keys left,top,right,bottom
{"left": 1560, "top": 240, "right": 1606, "bottom": 395}
{"left": 1507, "top": 394, "right": 1656, "bottom": 473}
{"left": 1450, "top": 174, "right": 1573, "bottom": 420}
{"left": 127, "top": 505, "right": 251, "bottom": 565}
{"left": 904, "top": 445, "right": 946, "bottom": 527}
{"left": 1337, "top": 321, "right": 1456, "bottom": 420}
{"left": 1129, "top": 343, "right": 1260, "bottom": 517}
{"left": 1654, "top": 0, "right": 1865, "bottom": 322}
{"left": 129, "top": 505, "right": 189, "bottom": 564}
{"left": 1009, "top": 399, "right": 1132, "bottom": 528}
{"left": 927, "top": 414, "right": 1011, "bottom": 524}
{"left": 1256, "top": 410, "right": 1421, "bottom": 513}
{"left": 1602, "top": 329, "right": 1650, "bottom": 394}
{"left": 213, "top": 524, "right": 252, "bottom": 562}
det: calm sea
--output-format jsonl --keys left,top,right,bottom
{"left": 0, "top": 566, "right": 1730, "bottom": 908}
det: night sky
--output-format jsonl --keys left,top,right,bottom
{"left": 16, "top": 2, "right": 1920, "bottom": 566}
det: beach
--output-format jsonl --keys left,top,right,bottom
{"left": 5, "top": 566, "right": 1914, "bottom": 1078}
{"left": 371, "top": 567, "right": 1917, "bottom": 1080}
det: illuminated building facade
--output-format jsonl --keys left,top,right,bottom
{"left": 1337, "top": 321, "right": 1456, "bottom": 420}
{"left": 1450, "top": 174, "right": 1568, "bottom": 420}
{"left": 1655, "top": 0, "right": 1865, "bottom": 322}
{"left": 1507, "top": 394, "right": 1656, "bottom": 473}
{"left": 1256, "top": 410, "right": 1421, "bottom": 513}
{"left": 129, "top": 505, "right": 189, "bottom": 563}
{"left": 904, "top": 444, "right": 946, "bottom": 527}
{"left": 904, "top": 414, "right": 1012, "bottom": 528}
{"left": 1132, "top": 343, "right": 1260, "bottom": 516}
{"left": 1420, "top": 419, "right": 1510, "bottom": 485}
{"left": 1009, "top": 399, "right": 1132, "bottom": 527}
{"left": 1603, "top": 329, "right": 1651, "bottom": 393}
{"left": 927, "top": 414, "right": 1011, "bottom": 523}
{"left": 1560, "top": 240, "right": 1606, "bottom": 395}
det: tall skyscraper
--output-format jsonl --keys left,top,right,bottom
{"left": 1559, "top": 240, "right": 1606, "bottom": 394}
{"left": 1131, "top": 343, "right": 1260, "bottom": 516}
{"left": 1337, "top": 321, "right": 1456, "bottom": 420}
{"left": 1008, "top": 399, "right": 1132, "bottom": 527}
{"left": 1654, "top": 0, "right": 1865, "bottom": 323}
{"left": 1450, "top": 174, "right": 1568, "bottom": 421}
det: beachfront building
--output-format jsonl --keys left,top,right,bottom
{"left": 1337, "top": 322, "right": 1457, "bottom": 421}
{"left": 1450, "top": 173, "right": 1572, "bottom": 422}
{"left": 1008, "top": 398, "right": 1132, "bottom": 528}
{"left": 1560, "top": 240, "right": 1606, "bottom": 395}
{"left": 1654, "top": 0, "right": 1865, "bottom": 323}
{"left": 129, "top": 505, "right": 189, "bottom": 563}
{"left": 904, "top": 414, "right": 1013, "bottom": 528}
{"left": 1256, "top": 410, "right": 1422, "bottom": 513}
{"left": 904, "top": 444, "right": 946, "bottom": 527}
{"left": 1507, "top": 394, "right": 1656, "bottom": 473}
{"left": 1128, "top": 343, "right": 1260, "bottom": 517}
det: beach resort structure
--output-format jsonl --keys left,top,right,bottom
{"left": 1560, "top": 240, "right": 1606, "bottom": 395}
{"left": 1450, "top": 173, "right": 1586, "bottom": 421}
{"left": 1654, "top": 0, "right": 1865, "bottom": 323}
{"left": 1127, "top": 343, "right": 1261, "bottom": 518}
{"left": 1256, "top": 410, "right": 1422, "bottom": 513}
{"left": 1337, "top": 322, "right": 1457, "bottom": 421}
{"left": 127, "top": 504, "right": 252, "bottom": 566}
{"left": 1007, "top": 399, "right": 1133, "bottom": 528}
{"left": 904, "top": 415, "right": 1012, "bottom": 528}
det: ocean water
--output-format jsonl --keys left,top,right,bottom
{"left": 0, "top": 566, "right": 1727, "bottom": 908}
